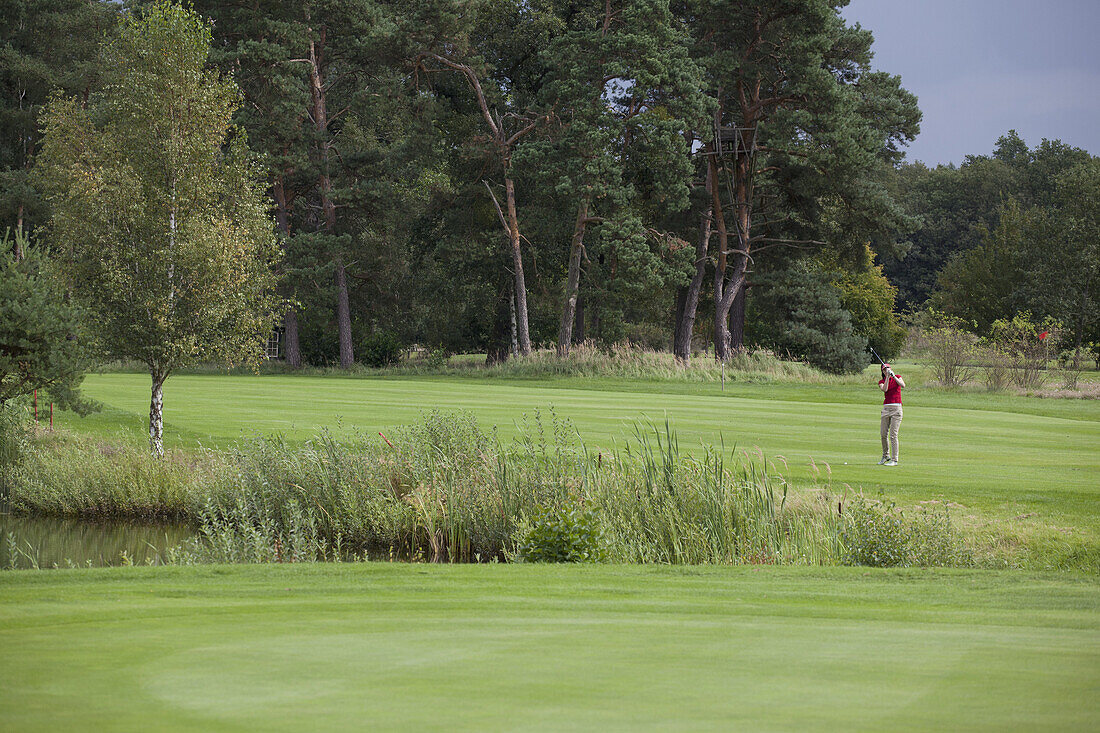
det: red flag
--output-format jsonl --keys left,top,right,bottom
{"left": 1038, "top": 330, "right": 1049, "bottom": 340}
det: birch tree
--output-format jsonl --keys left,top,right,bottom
{"left": 37, "top": 1, "right": 280, "bottom": 455}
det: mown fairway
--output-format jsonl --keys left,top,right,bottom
{"left": 65, "top": 372, "right": 1100, "bottom": 521}
{"left": 1, "top": 564, "right": 1098, "bottom": 731}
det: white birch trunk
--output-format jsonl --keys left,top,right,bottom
{"left": 149, "top": 371, "right": 166, "bottom": 457}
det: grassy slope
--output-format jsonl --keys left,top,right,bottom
{"left": 1, "top": 564, "right": 1097, "bottom": 731}
{"left": 62, "top": 372, "right": 1100, "bottom": 526}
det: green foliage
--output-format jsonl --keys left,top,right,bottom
{"left": 911, "top": 308, "right": 978, "bottom": 387}
{"left": 0, "top": 229, "right": 95, "bottom": 412}
{"left": 358, "top": 332, "right": 402, "bottom": 368}
{"left": 35, "top": 1, "right": 281, "bottom": 450}
{"left": 425, "top": 348, "right": 450, "bottom": 369}
{"left": 842, "top": 496, "right": 969, "bottom": 568}
{"left": 989, "top": 312, "right": 1061, "bottom": 390}
{"left": 516, "top": 503, "right": 606, "bottom": 563}
{"left": 823, "top": 245, "right": 906, "bottom": 360}
{"left": 748, "top": 264, "right": 868, "bottom": 374}
{"left": 0, "top": 0, "right": 117, "bottom": 233}
{"left": 926, "top": 153, "right": 1098, "bottom": 346}
{"left": 888, "top": 132, "right": 1092, "bottom": 311}
{"left": 36, "top": 1, "right": 281, "bottom": 375}
{"left": 0, "top": 401, "right": 33, "bottom": 484}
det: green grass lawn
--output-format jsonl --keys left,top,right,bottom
{"left": 63, "top": 371, "right": 1100, "bottom": 526}
{"left": 2, "top": 564, "right": 1098, "bottom": 731}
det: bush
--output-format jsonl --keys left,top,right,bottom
{"left": 980, "top": 343, "right": 1012, "bottom": 392}
{"left": 359, "top": 331, "right": 402, "bottom": 368}
{"left": 1088, "top": 341, "right": 1100, "bottom": 371}
{"left": 516, "top": 503, "right": 606, "bottom": 563}
{"left": 916, "top": 309, "right": 978, "bottom": 387}
{"left": 842, "top": 496, "right": 969, "bottom": 568}
{"left": 990, "top": 313, "right": 1060, "bottom": 389}
{"left": 1053, "top": 349, "right": 1085, "bottom": 390}
{"left": 425, "top": 348, "right": 450, "bottom": 369}
{"left": 827, "top": 246, "right": 907, "bottom": 361}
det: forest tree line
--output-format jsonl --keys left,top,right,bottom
{"left": 2, "top": 0, "right": 1097, "bottom": 379}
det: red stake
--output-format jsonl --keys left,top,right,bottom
{"left": 50, "top": 403, "right": 54, "bottom": 431}
{"left": 379, "top": 431, "right": 394, "bottom": 448}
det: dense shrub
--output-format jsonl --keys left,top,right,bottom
{"left": 359, "top": 331, "right": 403, "bottom": 368}
{"left": 516, "top": 503, "right": 606, "bottom": 563}
{"left": 842, "top": 496, "right": 969, "bottom": 568}
{"left": 979, "top": 343, "right": 1012, "bottom": 392}
{"left": 826, "top": 246, "right": 907, "bottom": 361}
{"left": 1054, "top": 349, "right": 1085, "bottom": 390}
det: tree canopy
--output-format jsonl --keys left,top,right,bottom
{"left": 36, "top": 1, "right": 280, "bottom": 453}
{"left": 15, "top": 1, "right": 1097, "bottom": 381}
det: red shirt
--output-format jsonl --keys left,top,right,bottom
{"left": 879, "top": 375, "right": 902, "bottom": 405}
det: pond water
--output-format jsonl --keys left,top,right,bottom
{"left": 0, "top": 511, "right": 196, "bottom": 570}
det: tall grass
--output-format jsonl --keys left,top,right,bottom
{"left": 8, "top": 411, "right": 968, "bottom": 567}
{"left": 97, "top": 343, "right": 848, "bottom": 384}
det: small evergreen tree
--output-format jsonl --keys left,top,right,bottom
{"left": 748, "top": 264, "right": 867, "bottom": 374}
{"left": 0, "top": 228, "right": 94, "bottom": 411}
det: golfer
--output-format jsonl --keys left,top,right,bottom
{"left": 878, "top": 363, "right": 905, "bottom": 466}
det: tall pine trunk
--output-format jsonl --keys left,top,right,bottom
{"left": 574, "top": 297, "right": 585, "bottom": 343}
{"left": 674, "top": 169, "right": 714, "bottom": 362}
{"left": 284, "top": 309, "right": 302, "bottom": 368}
{"left": 505, "top": 177, "right": 532, "bottom": 356}
{"left": 307, "top": 14, "right": 354, "bottom": 368}
{"left": 711, "top": 155, "right": 732, "bottom": 360}
{"left": 273, "top": 176, "right": 302, "bottom": 368}
{"left": 557, "top": 198, "right": 589, "bottom": 357}
{"left": 334, "top": 261, "right": 353, "bottom": 369}
{"left": 729, "top": 284, "right": 747, "bottom": 352}
{"left": 712, "top": 126, "right": 753, "bottom": 362}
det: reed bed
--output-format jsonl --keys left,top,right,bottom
{"left": 6, "top": 411, "right": 964, "bottom": 567}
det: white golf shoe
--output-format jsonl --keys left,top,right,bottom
{"left": 878, "top": 457, "right": 889, "bottom": 465}
{"left": 884, "top": 460, "right": 898, "bottom": 467}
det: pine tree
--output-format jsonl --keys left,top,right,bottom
{"left": 541, "top": 0, "right": 707, "bottom": 356}
{"left": 0, "top": 0, "right": 117, "bottom": 237}
{"left": 675, "top": 0, "right": 919, "bottom": 361}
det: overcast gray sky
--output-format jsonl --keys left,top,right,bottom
{"left": 842, "top": 0, "right": 1100, "bottom": 165}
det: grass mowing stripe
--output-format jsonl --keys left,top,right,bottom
{"left": 63, "top": 373, "right": 1100, "bottom": 519}
{"left": 1, "top": 564, "right": 1098, "bottom": 731}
